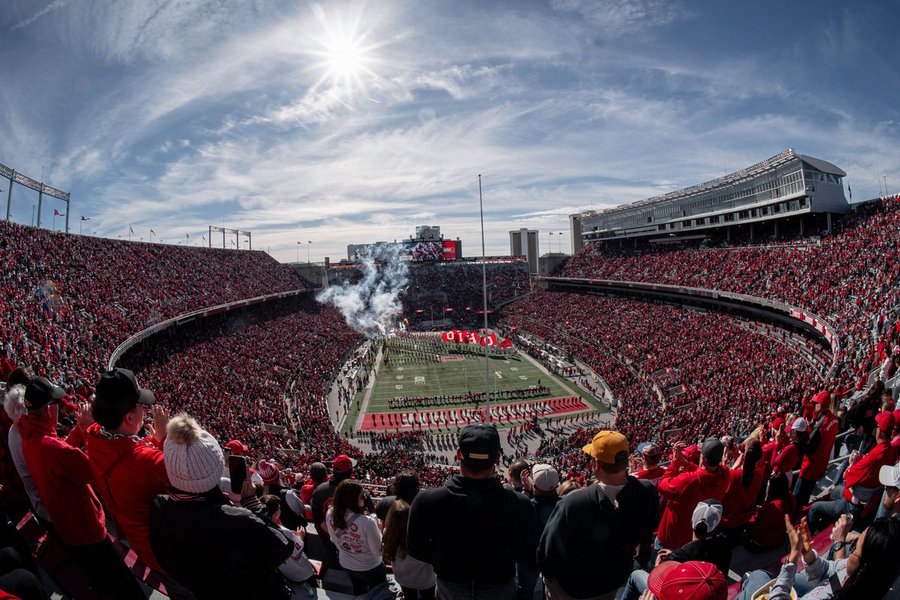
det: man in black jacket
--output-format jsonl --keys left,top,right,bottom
{"left": 537, "top": 430, "right": 658, "bottom": 600}
{"left": 408, "top": 424, "right": 537, "bottom": 600}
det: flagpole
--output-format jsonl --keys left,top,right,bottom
{"left": 479, "top": 174, "right": 491, "bottom": 424}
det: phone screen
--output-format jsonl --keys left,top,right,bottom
{"left": 228, "top": 454, "right": 247, "bottom": 493}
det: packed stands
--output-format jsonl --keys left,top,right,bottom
{"left": 0, "top": 219, "right": 307, "bottom": 400}
{"left": 562, "top": 195, "right": 900, "bottom": 392}
{"left": 502, "top": 292, "right": 821, "bottom": 455}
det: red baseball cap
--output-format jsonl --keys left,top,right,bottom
{"left": 648, "top": 561, "right": 727, "bottom": 600}
{"left": 333, "top": 454, "right": 357, "bottom": 473}
{"left": 876, "top": 411, "right": 895, "bottom": 433}
{"left": 226, "top": 440, "right": 248, "bottom": 455}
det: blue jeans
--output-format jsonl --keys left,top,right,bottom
{"left": 808, "top": 489, "right": 861, "bottom": 534}
{"left": 621, "top": 569, "right": 650, "bottom": 600}
{"left": 736, "top": 569, "right": 817, "bottom": 600}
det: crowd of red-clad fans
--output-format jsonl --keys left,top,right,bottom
{"left": 562, "top": 194, "right": 900, "bottom": 393}
{"left": 0, "top": 219, "right": 306, "bottom": 401}
{"left": 1, "top": 196, "right": 900, "bottom": 598}
{"left": 502, "top": 292, "right": 821, "bottom": 452}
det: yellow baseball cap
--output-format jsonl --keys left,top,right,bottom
{"left": 582, "top": 430, "right": 630, "bottom": 465}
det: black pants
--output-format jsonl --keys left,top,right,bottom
{"left": 403, "top": 585, "right": 436, "bottom": 600}
{"left": 65, "top": 536, "right": 145, "bottom": 599}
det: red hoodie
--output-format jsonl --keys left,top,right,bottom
{"left": 656, "top": 460, "right": 729, "bottom": 548}
{"left": 84, "top": 423, "right": 170, "bottom": 572}
{"left": 720, "top": 465, "right": 765, "bottom": 529}
{"left": 18, "top": 409, "right": 106, "bottom": 546}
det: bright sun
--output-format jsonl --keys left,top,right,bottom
{"left": 306, "top": 6, "right": 381, "bottom": 95}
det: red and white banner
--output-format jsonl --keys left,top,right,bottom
{"left": 480, "top": 333, "right": 498, "bottom": 347}
{"left": 499, "top": 338, "right": 514, "bottom": 350}
{"left": 467, "top": 331, "right": 480, "bottom": 344}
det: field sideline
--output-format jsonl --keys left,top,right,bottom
{"left": 343, "top": 337, "right": 607, "bottom": 433}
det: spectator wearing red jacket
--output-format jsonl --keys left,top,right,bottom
{"left": 771, "top": 417, "right": 808, "bottom": 487}
{"left": 809, "top": 411, "right": 896, "bottom": 534}
{"left": 656, "top": 438, "right": 730, "bottom": 550}
{"left": 18, "top": 377, "right": 145, "bottom": 600}
{"left": 795, "top": 392, "right": 840, "bottom": 509}
{"left": 720, "top": 440, "right": 765, "bottom": 540}
{"left": 84, "top": 368, "right": 170, "bottom": 574}
{"left": 745, "top": 473, "right": 795, "bottom": 550}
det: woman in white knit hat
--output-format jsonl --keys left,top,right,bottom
{"left": 149, "top": 413, "right": 293, "bottom": 600}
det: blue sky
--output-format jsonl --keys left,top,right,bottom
{"left": 1, "top": 0, "right": 898, "bottom": 262}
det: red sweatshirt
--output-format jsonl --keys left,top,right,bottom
{"left": 18, "top": 410, "right": 106, "bottom": 546}
{"left": 720, "top": 465, "right": 765, "bottom": 529}
{"left": 800, "top": 412, "right": 839, "bottom": 481}
{"left": 84, "top": 423, "right": 170, "bottom": 572}
{"left": 843, "top": 441, "right": 894, "bottom": 504}
{"left": 656, "top": 461, "right": 729, "bottom": 548}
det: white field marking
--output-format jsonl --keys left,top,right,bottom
{"left": 415, "top": 376, "right": 425, "bottom": 384}
{"left": 397, "top": 367, "right": 404, "bottom": 371}
{"left": 495, "top": 372, "right": 503, "bottom": 379}
{"left": 511, "top": 367, "right": 519, "bottom": 372}
{"left": 395, "top": 385, "right": 403, "bottom": 390}
{"left": 520, "top": 376, "right": 528, "bottom": 380}
{"left": 396, "top": 375, "right": 404, "bottom": 380}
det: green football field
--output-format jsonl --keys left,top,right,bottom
{"left": 342, "top": 339, "right": 608, "bottom": 434}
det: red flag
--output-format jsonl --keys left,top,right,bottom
{"left": 480, "top": 333, "right": 498, "bottom": 347}
{"left": 53, "top": 209, "right": 65, "bottom": 216}
{"left": 499, "top": 338, "right": 514, "bottom": 350}
{"left": 467, "top": 331, "right": 480, "bottom": 344}
{"left": 441, "top": 331, "right": 452, "bottom": 342}
{"left": 452, "top": 330, "right": 463, "bottom": 343}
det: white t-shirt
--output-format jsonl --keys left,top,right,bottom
{"left": 325, "top": 509, "right": 383, "bottom": 572}
{"left": 277, "top": 525, "right": 316, "bottom": 582}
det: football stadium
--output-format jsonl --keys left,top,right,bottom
{"left": 2, "top": 2, "right": 900, "bottom": 600}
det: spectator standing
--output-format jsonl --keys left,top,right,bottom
{"left": 537, "top": 430, "right": 658, "bottom": 600}
{"left": 383, "top": 499, "right": 436, "bottom": 600}
{"left": 299, "top": 462, "right": 327, "bottom": 506}
{"left": 720, "top": 439, "right": 764, "bottom": 542}
{"left": 796, "top": 393, "right": 840, "bottom": 509}
{"left": 656, "top": 438, "right": 729, "bottom": 550}
{"left": 375, "top": 472, "right": 420, "bottom": 523}
{"left": 149, "top": 414, "right": 292, "bottom": 600}
{"left": 634, "top": 443, "right": 665, "bottom": 487}
{"left": 745, "top": 473, "right": 795, "bottom": 551}
{"left": 18, "top": 377, "right": 145, "bottom": 599}
{"left": 84, "top": 368, "right": 170, "bottom": 574}
{"left": 311, "top": 455, "right": 370, "bottom": 568}
{"left": 517, "top": 463, "right": 560, "bottom": 600}
{"left": 325, "top": 480, "right": 386, "bottom": 595}
{"left": 409, "top": 424, "right": 536, "bottom": 600}
{"left": 4, "top": 385, "right": 50, "bottom": 526}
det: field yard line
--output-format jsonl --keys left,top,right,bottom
{"left": 519, "top": 351, "right": 583, "bottom": 398}
{"left": 354, "top": 343, "right": 384, "bottom": 431}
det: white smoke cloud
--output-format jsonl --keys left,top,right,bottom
{"left": 316, "top": 243, "right": 409, "bottom": 337}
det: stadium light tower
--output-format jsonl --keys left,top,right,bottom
{"left": 478, "top": 174, "right": 491, "bottom": 423}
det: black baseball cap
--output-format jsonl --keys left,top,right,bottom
{"left": 700, "top": 437, "right": 725, "bottom": 467}
{"left": 24, "top": 377, "right": 66, "bottom": 411}
{"left": 459, "top": 424, "right": 501, "bottom": 462}
{"left": 95, "top": 368, "right": 156, "bottom": 409}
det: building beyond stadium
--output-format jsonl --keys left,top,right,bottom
{"left": 570, "top": 149, "right": 849, "bottom": 252}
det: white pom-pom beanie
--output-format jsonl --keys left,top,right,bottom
{"left": 163, "top": 414, "right": 225, "bottom": 494}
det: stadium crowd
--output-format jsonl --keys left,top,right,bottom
{"left": 562, "top": 194, "right": 900, "bottom": 393}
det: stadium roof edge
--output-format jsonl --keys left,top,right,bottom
{"left": 573, "top": 148, "right": 844, "bottom": 220}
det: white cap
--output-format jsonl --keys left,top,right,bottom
{"left": 790, "top": 417, "right": 809, "bottom": 433}
{"left": 692, "top": 499, "right": 723, "bottom": 534}
{"left": 880, "top": 463, "right": 900, "bottom": 488}
{"left": 531, "top": 463, "right": 560, "bottom": 491}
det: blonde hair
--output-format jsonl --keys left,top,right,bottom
{"left": 3, "top": 385, "right": 27, "bottom": 422}
{"left": 167, "top": 413, "right": 204, "bottom": 445}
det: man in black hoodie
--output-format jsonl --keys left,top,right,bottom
{"left": 408, "top": 424, "right": 537, "bottom": 600}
